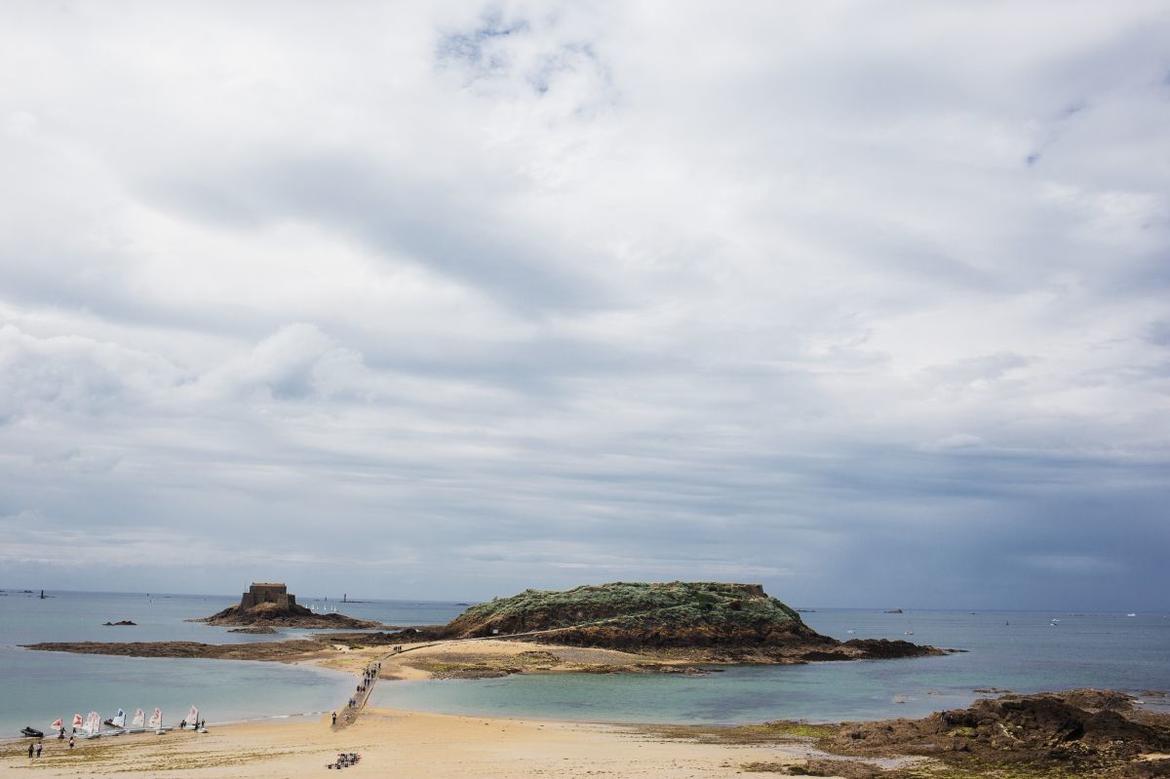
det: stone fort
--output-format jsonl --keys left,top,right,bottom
{"left": 239, "top": 581, "right": 297, "bottom": 611}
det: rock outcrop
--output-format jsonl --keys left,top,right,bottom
{"left": 815, "top": 689, "right": 1170, "bottom": 776}
{"left": 438, "top": 582, "right": 943, "bottom": 661}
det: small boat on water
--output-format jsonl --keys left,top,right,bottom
{"left": 20, "top": 726, "right": 44, "bottom": 738}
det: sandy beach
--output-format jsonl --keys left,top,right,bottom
{"left": 0, "top": 707, "right": 815, "bottom": 778}
{"left": 310, "top": 638, "right": 697, "bottom": 680}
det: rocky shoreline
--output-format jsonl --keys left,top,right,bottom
{"left": 646, "top": 689, "right": 1170, "bottom": 777}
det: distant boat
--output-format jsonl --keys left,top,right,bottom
{"left": 1127, "top": 613, "right": 1137, "bottom": 617}
{"left": 884, "top": 609, "right": 903, "bottom": 614}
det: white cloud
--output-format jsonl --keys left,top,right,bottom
{"left": 0, "top": 1, "right": 1167, "bottom": 607}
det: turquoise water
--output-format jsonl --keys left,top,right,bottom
{"left": 0, "top": 590, "right": 466, "bottom": 736}
{"left": 373, "top": 609, "right": 1170, "bottom": 724}
{"left": 5, "top": 592, "right": 1169, "bottom": 734}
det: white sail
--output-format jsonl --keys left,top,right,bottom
{"left": 148, "top": 707, "right": 162, "bottom": 729}
{"left": 85, "top": 711, "right": 100, "bottom": 736}
{"left": 187, "top": 705, "right": 199, "bottom": 725}
{"left": 132, "top": 709, "right": 145, "bottom": 728}
{"left": 112, "top": 708, "right": 126, "bottom": 728}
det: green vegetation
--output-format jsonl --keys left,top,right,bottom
{"left": 447, "top": 581, "right": 804, "bottom": 638}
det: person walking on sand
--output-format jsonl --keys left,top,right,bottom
{"left": 35, "top": 742, "right": 42, "bottom": 758}
{"left": 69, "top": 736, "right": 75, "bottom": 749}
{"left": 27, "top": 743, "right": 33, "bottom": 759}
{"left": 331, "top": 712, "right": 337, "bottom": 726}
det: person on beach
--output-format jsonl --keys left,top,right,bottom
{"left": 180, "top": 719, "right": 186, "bottom": 730}
{"left": 69, "top": 736, "right": 75, "bottom": 749}
{"left": 331, "top": 712, "right": 337, "bottom": 726}
{"left": 35, "top": 742, "right": 42, "bottom": 758}
{"left": 27, "top": 743, "right": 33, "bottom": 759}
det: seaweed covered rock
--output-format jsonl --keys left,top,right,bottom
{"left": 824, "top": 689, "right": 1170, "bottom": 774}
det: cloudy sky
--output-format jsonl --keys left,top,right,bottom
{"left": 1, "top": 2, "right": 1168, "bottom": 609}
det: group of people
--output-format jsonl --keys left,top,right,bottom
{"left": 26, "top": 736, "right": 75, "bottom": 759}
{"left": 332, "top": 660, "right": 383, "bottom": 726}
{"left": 350, "top": 661, "right": 381, "bottom": 706}
{"left": 178, "top": 718, "right": 205, "bottom": 731}
{"left": 327, "top": 752, "right": 361, "bottom": 770}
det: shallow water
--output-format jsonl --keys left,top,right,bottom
{"left": 4, "top": 592, "right": 1168, "bottom": 733}
{"left": 372, "top": 609, "right": 1170, "bottom": 724}
{"left": 0, "top": 589, "right": 465, "bottom": 736}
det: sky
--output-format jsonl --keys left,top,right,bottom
{"left": 1, "top": 1, "right": 1168, "bottom": 610}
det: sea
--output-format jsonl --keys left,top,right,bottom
{"left": 2, "top": 590, "right": 1169, "bottom": 736}
{"left": 0, "top": 590, "right": 463, "bottom": 737}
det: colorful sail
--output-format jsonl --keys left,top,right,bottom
{"left": 50, "top": 718, "right": 63, "bottom": 731}
{"left": 72, "top": 713, "right": 83, "bottom": 730}
{"left": 148, "top": 707, "right": 162, "bottom": 729}
{"left": 132, "top": 709, "right": 145, "bottom": 728}
{"left": 85, "top": 711, "right": 100, "bottom": 735}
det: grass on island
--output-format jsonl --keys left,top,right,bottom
{"left": 454, "top": 581, "right": 803, "bottom": 634}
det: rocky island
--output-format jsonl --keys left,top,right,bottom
{"left": 25, "top": 581, "right": 945, "bottom": 671}
{"left": 430, "top": 582, "right": 943, "bottom": 662}
{"left": 194, "top": 582, "right": 381, "bottom": 630}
